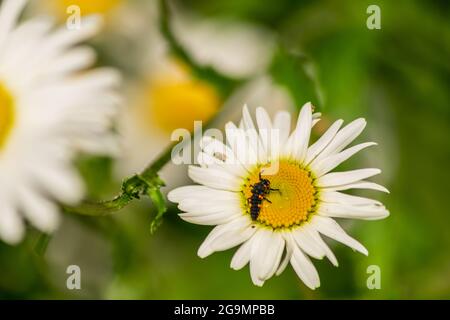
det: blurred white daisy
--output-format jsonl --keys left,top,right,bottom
{"left": 168, "top": 103, "right": 389, "bottom": 289}
{"left": 115, "top": 2, "right": 289, "bottom": 188}
{"left": 171, "top": 5, "right": 275, "bottom": 79}
{"left": 0, "top": 0, "right": 120, "bottom": 244}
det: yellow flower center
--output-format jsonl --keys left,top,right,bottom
{"left": 48, "top": 0, "right": 121, "bottom": 17}
{"left": 139, "top": 61, "right": 220, "bottom": 134}
{"left": 148, "top": 80, "right": 219, "bottom": 133}
{"left": 0, "top": 82, "right": 15, "bottom": 151}
{"left": 242, "top": 160, "right": 318, "bottom": 229}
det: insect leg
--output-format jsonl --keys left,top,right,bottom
{"left": 270, "top": 188, "right": 281, "bottom": 195}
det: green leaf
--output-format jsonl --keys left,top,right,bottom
{"left": 147, "top": 184, "right": 167, "bottom": 234}
{"left": 139, "top": 174, "right": 167, "bottom": 234}
{"left": 270, "top": 47, "right": 324, "bottom": 110}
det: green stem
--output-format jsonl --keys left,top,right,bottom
{"left": 34, "top": 233, "right": 52, "bottom": 257}
{"left": 141, "top": 141, "right": 176, "bottom": 179}
{"left": 63, "top": 142, "right": 175, "bottom": 216}
{"left": 63, "top": 193, "right": 134, "bottom": 216}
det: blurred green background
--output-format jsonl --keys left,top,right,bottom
{"left": 0, "top": 0, "right": 449, "bottom": 299}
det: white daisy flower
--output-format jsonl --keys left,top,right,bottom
{"left": 168, "top": 102, "right": 389, "bottom": 289}
{"left": 0, "top": 0, "right": 121, "bottom": 244}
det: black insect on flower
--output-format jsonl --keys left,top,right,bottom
{"left": 248, "top": 172, "right": 279, "bottom": 221}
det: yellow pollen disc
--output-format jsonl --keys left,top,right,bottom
{"left": 242, "top": 160, "right": 318, "bottom": 229}
{"left": 145, "top": 62, "right": 220, "bottom": 134}
{"left": 0, "top": 82, "right": 15, "bottom": 151}
{"left": 48, "top": 0, "right": 121, "bottom": 17}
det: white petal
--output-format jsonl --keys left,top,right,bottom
{"left": 290, "top": 242, "right": 321, "bottom": 289}
{"left": 303, "top": 227, "right": 338, "bottom": 266}
{"left": 199, "top": 136, "right": 233, "bottom": 160}
{"left": 321, "top": 191, "right": 382, "bottom": 206}
{"left": 310, "top": 142, "right": 377, "bottom": 177}
{"left": 242, "top": 105, "right": 266, "bottom": 162}
{"left": 285, "top": 102, "right": 312, "bottom": 161}
{"left": 250, "top": 230, "right": 284, "bottom": 284}
{"left": 177, "top": 198, "right": 240, "bottom": 215}
{"left": 312, "top": 112, "right": 322, "bottom": 120}
{"left": 314, "top": 118, "right": 366, "bottom": 162}
{"left": 46, "top": 46, "right": 96, "bottom": 75}
{"left": 18, "top": 186, "right": 60, "bottom": 233}
{"left": 249, "top": 229, "right": 268, "bottom": 286}
{"left": 199, "top": 137, "right": 248, "bottom": 177}
{"left": 317, "top": 168, "right": 381, "bottom": 188}
{"left": 276, "top": 232, "right": 294, "bottom": 276}
{"left": 255, "top": 107, "right": 272, "bottom": 157}
{"left": 179, "top": 211, "right": 241, "bottom": 226}
{"left": 168, "top": 185, "right": 238, "bottom": 203}
{"left": 188, "top": 166, "right": 241, "bottom": 191}
{"left": 230, "top": 237, "right": 254, "bottom": 270}
{"left": 312, "top": 118, "right": 320, "bottom": 127}
{"left": 1, "top": 18, "right": 52, "bottom": 74}
{"left": 265, "top": 233, "right": 285, "bottom": 279}
{"left": 167, "top": 185, "right": 205, "bottom": 203}
{"left": 272, "top": 110, "right": 291, "bottom": 157}
{"left": 292, "top": 226, "right": 326, "bottom": 260}
{"left": 197, "top": 217, "right": 253, "bottom": 258}
{"left": 34, "top": 15, "right": 102, "bottom": 59}
{"left": 0, "top": 201, "right": 24, "bottom": 245}
{"left": 311, "top": 216, "right": 368, "bottom": 255}
{"left": 305, "top": 119, "right": 343, "bottom": 165}
{"left": 324, "top": 181, "right": 390, "bottom": 193}
{"left": 242, "top": 104, "right": 256, "bottom": 131}
{"left": 210, "top": 225, "right": 256, "bottom": 253}
{"left": 0, "top": 0, "right": 27, "bottom": 50}
{"left": 225, "top": 122, "right": 258, "bottom": 169}
{"left": 28, "top": 164, "right": 85, "bottom": 205}
{"left": 318, "top": 203, "right": 390, "bottom": 220}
